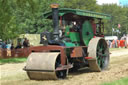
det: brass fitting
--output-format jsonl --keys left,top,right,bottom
{"left": 50, "top": 4, "right": 59, "bottom": 8}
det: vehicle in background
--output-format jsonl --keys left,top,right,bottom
{"left": 105, "top": 36, "right": 118, "bottom": 41}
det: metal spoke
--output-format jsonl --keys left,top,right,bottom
{"left": 97, "top": 40, "right": 107, "bottom": 68}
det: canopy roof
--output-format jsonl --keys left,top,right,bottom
{"left": 43, "top": 8, "right": 111, "bottom": 20}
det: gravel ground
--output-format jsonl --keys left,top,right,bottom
{"left": 0, "top": 48, "right": 128, "bottom": 85}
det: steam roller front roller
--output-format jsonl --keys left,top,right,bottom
{"left": 24, "top": 52, "right": 67, "bottom": 80}
{"left": 88, "top": 37, "right": 110, "bottom": 72}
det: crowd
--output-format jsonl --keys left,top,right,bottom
{"left": 0, "top": 38, "right": 30, "bottom": 50}
{"left": 107, "top": 35, "right": 128, "bottom": 48}
{"left": 0, "top": 38, "right": 30, "bottom": 57}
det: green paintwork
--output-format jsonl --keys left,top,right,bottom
{"left": 64, "top": 21, "right": 94, "bottom": 47}
{"left": 64, "top": 26, "right": 80, "bottom": 47}
{"left": 63, "top": 26, "right": 80, "bottom": 47}
{"left": 43, "top": 8, "right": 111, "bottom": 19}
{"left": 82, "top": 21, "right": 94, "bottom": 46}
{"left": 69, "top": 32, "right": 80, "bottom": 42}
{"left": 65, "top": 26, "right": 70, "bottom": 37}
{"left": 43, "top": 8, "right": 111, "bottom": 48}
{"left": 63, "top": 41, "right": 76, "bottom": 47}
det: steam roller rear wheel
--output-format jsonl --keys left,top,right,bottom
{"left": 25, "top": 52, "right": 68, "bottom": 80}
{"left": 88, "top": 37, "right": 109, "bottom": 71}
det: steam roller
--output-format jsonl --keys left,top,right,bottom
{"left": 23, "top": 4, "right": 111, "bottom": 80}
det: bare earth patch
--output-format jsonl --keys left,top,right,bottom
{"left": 0, "top": 48, "right": 128, "bottom": 85}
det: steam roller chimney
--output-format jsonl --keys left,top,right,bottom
{"left": 51, "top": 4, "right": 60, "bottom": 41}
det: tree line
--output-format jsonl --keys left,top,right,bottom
{"left": 0, "top": 0, "right": 128, "bottom": 40}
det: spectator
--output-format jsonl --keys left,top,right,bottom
{"left": 0, "top": 48, "right": 1, "bottom": 57}
{"left": 15, "top": 42, "right": 22, "bottom": 49}
{"left": 107, "top": 40, "right": 111, "bottom": 48}
{"left": 27, "top": 40, "right": 30, "bottom": 46}
{"left": 6, "top": 43, "right": 11, "bottom": 56}
{"left": 124, "top": 37, "right": 127, "bottom": 48}
{"left": 112, "top": 40, "right": 115, "bottom": 48}
{"left": 0, "top": 40, "right": 2, "bottom": 48}
{"left": 23, "top": 38, "right": 29, "bottom": 48}
{"left": 115, "top": 39, "right": 118, "bottom": 48}
{"left": 11, "top": 43, "right": 14, "bottom": 50}
{"left": 1, "top": 41, "right": 6, "bottom": 49}
{"left": 117, "top": 40, "right": 120, "bottom": 48}
{"left": 126, "top": 34, "right": 128, "bottom": 47}
{"left": 0, "top": 44, "right": 1, "bottom": 48}
{"left": 120, "top": 39, "right": 125, "bottom": 48}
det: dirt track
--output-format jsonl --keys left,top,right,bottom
{"left": 0, "top": 48, "right": 128, "bottom": 85}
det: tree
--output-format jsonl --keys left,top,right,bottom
{"left": 101, "top": 4, "right": 128, "bottom": 36}
{"left": 15, "top": 0, "right": 65, "bottom": 34}
{"left": 1, "top": 0, "right": 127, "bottom": 41}
{"left": 63, "top": 0, "right": 100, "bottom": 12}
{"left": 0, "top": 0, "right": 37, "bottom": 40}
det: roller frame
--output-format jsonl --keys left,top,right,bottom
{"left": 29, "top": 45, "right": 67, "bottom": 65}
{"left": 24, "top": 45, "right": 73, "bottom": 80}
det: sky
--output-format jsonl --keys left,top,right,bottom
{"left": 96, "top": 0, "right": 119, "bottom": 5}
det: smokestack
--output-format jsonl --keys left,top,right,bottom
{"left": 51, "top": 4, "right": 59, "bottom": 41}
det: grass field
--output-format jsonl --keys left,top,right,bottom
{"left": 101, "top": 77, "right": 128, "bottom": 85}
{"left": 109, "top": 48, "right": 125, "bottom": 51}
{"left": 0, "top": 57, "right": 27, "bottom": 64}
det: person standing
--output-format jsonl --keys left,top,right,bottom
{"left": 0, "top": 48, "right": 2, "bottom": 57}
{"left": 11, "top": 43, "right": 14, "bottom": 50}
{"left": 6, "top": 43, "right": 11, "bottom": 57}
{"left": 15, "top": 42, "right": 22, "bottom": 49}
{"left": 126, "top": 34, "right": 128, "bottom": 48}
{"left": 124, "top": 37, "right": 127, "bottom": 48}
{"left": 23, "top": 38, "right": 30, "bottom": 48}
{"left": 2, "top": 41, "right": 6, "bottom": 49}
